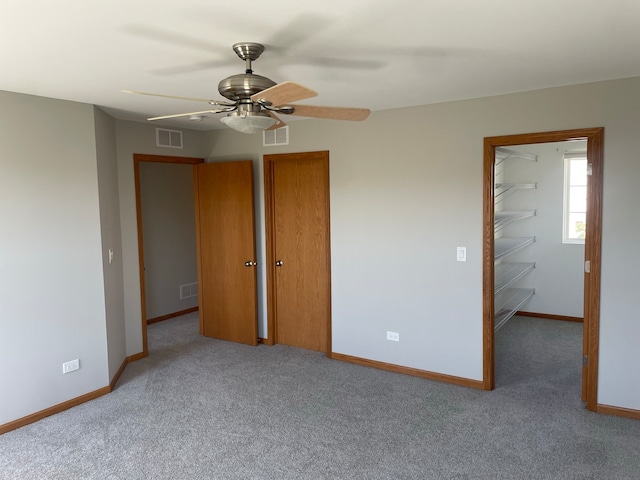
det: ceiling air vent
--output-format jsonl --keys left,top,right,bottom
{"left": 263, "top": 126, "right": 289, "bottom": 147}
{"left": 156, "top": 128, "right": 183, "bottom": 149}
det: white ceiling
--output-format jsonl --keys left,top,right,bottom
{"left": 2, "top": 0, "right": 640, "bottom": 131}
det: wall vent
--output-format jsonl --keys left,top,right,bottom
{"left": 263, "top": 126, "right": 289, "bottom": 146}
{"left": 156, "top": 128, "right": 183, "bottom": 149}
{"left": 179, "top": 282, "right": 198, "bottom": 300}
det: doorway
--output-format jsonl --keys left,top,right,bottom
{"left": 264, "top": 151, "right": 332, "bottom": 353}
{"left": 482, "top": 128, "right": 604, "bottom": 411}
{"left": 133, "top": 153, "right": 204, "bottom": 357}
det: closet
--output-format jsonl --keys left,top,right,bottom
{"left": 493, "top": 147, "right": 537, "bottom": 331}
{"left": 483, "top": 129, "right": 603, "bottom": 405}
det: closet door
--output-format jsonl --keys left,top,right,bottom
{"left": 264, "top": 151, "right": 331, "bottom": 353}
{"left": 194, "top": 161, "right": 258, "bottom": 346}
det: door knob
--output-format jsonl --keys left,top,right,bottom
{"left": 275, "top": 260, "right": 283, "bottom": 267}
{"left": 244, "top": 261, "right": 256, "bottom": 267}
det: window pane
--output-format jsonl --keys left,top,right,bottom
{"left": 568, "top": 212, "right": 587, "bottom": 239}
{"left": 570, "top": 159, "right": 588, "bottom": 185}
{"left": 563, "top": 155, "right": 588, "bottom": 244}
{"left": 569, "top": 185, "right": 587, "bottom": 212}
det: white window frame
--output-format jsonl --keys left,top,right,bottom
{"left": 562, "top": 153, "right": 588, "bottom": 244}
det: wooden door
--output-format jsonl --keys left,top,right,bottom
{"left": 194, "top": 161, "right": 258, "bottom": 346}
{"left": 264, "top": 151, "right": 331, "bottom": 353}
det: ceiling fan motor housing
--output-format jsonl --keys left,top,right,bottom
{"left": 218, "top": 73, "right": 276, "bottom": 102}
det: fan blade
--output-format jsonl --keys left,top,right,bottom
{"left": 123, "top": 90, "right": 235, "bottom": 107}
{"left": 147, "top": 109, "right": 229, "bottom": 121}
{"left": 265, "top": 111, "right": 287, "bottom": 130}
{"left": 289, "top": 104, "right": 370, "bottom": 121}
{"left": 251, "top": 81, "right": 317, "bottom": 106}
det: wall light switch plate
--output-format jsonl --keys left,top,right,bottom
{"left": 457, "top": 247, "right": 467, "bottom": 262}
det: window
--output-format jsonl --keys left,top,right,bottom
{"left": 563, "top": 153, "right": 588, "bottom": 244}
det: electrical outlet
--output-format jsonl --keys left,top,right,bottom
{"left": 62, "top": 359, "right": 79, "bottom": 374}
{"left": 386, "top": 331, "right": 400, "bottom": 342}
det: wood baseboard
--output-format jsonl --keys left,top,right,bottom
{"left": 330, "top": 352, "right": 484, "bottom": 390}
{"left": 2, "top": 350, "right": 145, "bottom": 435}
{"left": 0, "top": 386, "right": 111, "bottom": 435}
{"left": 597, "top": 404, "right": 640, "bottom": 420}
{"left": 109, "top": 358, "right": 128, "bottom": 390}
{"left": 147, "top": 306, "right": 199, "bottom": 325}
{"left": 259, "top": 337, "right": 274, "bottom": 346}
{"left": 126, "top": 351, "right": 147, "bottom": 363}
{"left": 516, "top": 311, "right": 583, "bottom": 323}
{"left": 2, "top": 348, "right": 150, "bottom": 436}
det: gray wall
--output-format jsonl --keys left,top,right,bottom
{"left": 198, "top": 77, "right": 640, "bottom": 411}
{"left": 5, "top": 78, "right": 640, "bottom": 424}
{"left": 139, "top": 162, "right": 198, "bottom": 319}
{"left": 115, "top": 120, "right": 205, "bottom": 355}
{"left": 0, "top": 91, "right": 109, "bottom": 425}
{"left": 94, "top": 107, "right": 127, "bottom": 380}
{"left": 502, "top": 141, "right": 586, "bottom": 317}
{"left": 2, "top": 76, "right": 639, "bottom": 427}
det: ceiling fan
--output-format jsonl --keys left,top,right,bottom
{"left": 125, "top": 42, "right": 370, "bottom": 134}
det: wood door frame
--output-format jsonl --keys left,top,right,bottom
{"left": 482, "top": 128, "right": 604, "bottom": 412}
{"left": 133, "top": 153, "right": 204, "bottom": 357}
{"left": 263, "top": 151, "right": 332, "bottom": 353}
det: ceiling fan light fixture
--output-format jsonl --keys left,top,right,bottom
{"left": 220, "top": 111, "right": 276, "bottom": 134}
{"left": 127, "top": 42, "right": 370, "bottom": 130}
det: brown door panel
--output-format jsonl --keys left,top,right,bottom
{"left": 195, "top": 161, "right": 258, "bottom": 346}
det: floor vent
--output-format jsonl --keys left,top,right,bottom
{"left": 263, "top": 126, "right": 289, "bottom": 146}
{"left": 179, "top": 282, "right": 198, "bottom": 299}
{"left": 156, "top": 128, "right": 183, "bottom": 149}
